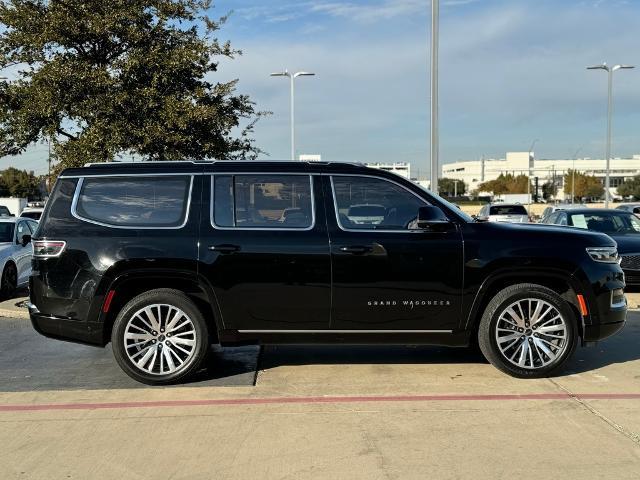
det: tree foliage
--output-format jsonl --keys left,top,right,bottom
{"left": 617, "top": 175, "right": 640, "bottom": 200}
{"left": 438, "top": 177, "right": 466, "bottom": 197}
{"left": 478, "top": 173, "right": 531, "bottom": 195}
{"left": 0, "top": 167, "right": 41, "bottom": 198}
{"left": 563, "top": 170, "right": 604, "bottom": 200}
{"left": 0, "top": 0, "right": 263, "bottom": 171}
{"left": 541, "top": 181, "right": 557, "bottom": 201}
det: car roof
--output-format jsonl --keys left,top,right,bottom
{"left": 487, "top": 203, "right": 527, "bottom": 208}
{"left": 561, "top": 208, "right": 634, "bottom": 215}
{"left": 0, "top": 217, "right": 21, "bottom": 223}
{"left": 58, "top": 160, "right": 374, "bottom": 177}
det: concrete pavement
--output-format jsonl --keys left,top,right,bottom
{"left": 1, "top": 308, "right": 639, "bottom": 479}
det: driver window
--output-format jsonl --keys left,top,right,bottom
{"left": 332, "top": 176, "right": 427, "bottom": 230}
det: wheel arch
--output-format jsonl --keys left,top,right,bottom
{"left": 465, "top": 269, "right": 585, "bottom": 340}
{"left": 97, "top": 269, "right": 224, "bottom": 346}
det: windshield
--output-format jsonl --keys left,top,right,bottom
{"left": 489, "top": 205, "right": 527, "bottom": 215}
{"left": 569, "top": 212, "right": 640, "bottom": 234}
{"left": 0, "top": 223, "right": 14, "bottom": 242}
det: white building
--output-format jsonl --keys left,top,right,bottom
{"left": 442, "top": 152, "right": 640, "bottom": 200}
{"left": 365, "top": 162, "right": 411, "bottom": 179}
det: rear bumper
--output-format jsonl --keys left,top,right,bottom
{"left": 28, "top": 303, "right": 103, "bottom": 347}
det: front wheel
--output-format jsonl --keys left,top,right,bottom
{"left": 478, "top": 283, "right": 578, "bottom": 378}
{"left": 111, "top": 289, "right": 209, "bottom": 385}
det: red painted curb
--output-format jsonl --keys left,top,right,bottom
{"left": 1, "top": 393, "right": 639, "bottom": 412}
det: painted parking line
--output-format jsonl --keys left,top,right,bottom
{"left": 1, "top": 393, "right": 640, "bottom": 412}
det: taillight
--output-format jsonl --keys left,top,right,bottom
{"left": 32, "top": 240, "right": 67, "bottom": 258}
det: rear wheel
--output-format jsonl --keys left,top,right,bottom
{"left": 111, "top": 289, "right": 209, "bottom": 385}
{"left": 0, "top": 262, "right": 17, "bottom": 299}
{"left": 478, "top": 283, "right": 578, "bottom": 378}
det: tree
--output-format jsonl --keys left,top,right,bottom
{"left": 617, "top": 175, "right": 640, "bottom": 200}
{"left": 438, "top": 177, "right": 466, "bottom": 197}
{"left": 0, "top": 167, "right": 41, "bottom": 198}
{"left": 0, "top": 0, "right": 263, "bottom": 172}
{"left": 541, "top": 181, "right": 557, "bottom": 201}
{"left": 564, "top": 170, "right": 604, "bottom": 201}
{"left": 478, "top": 173, "right": 531, "bottom": 195}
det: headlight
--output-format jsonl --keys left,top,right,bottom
{"left": 586, "top": 246, "right": 619, "bottom": 263}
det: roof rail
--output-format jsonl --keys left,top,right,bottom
{"left": 83, "top": 160, "right": 368, "bottom": 167}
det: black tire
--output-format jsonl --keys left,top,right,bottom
{"left": 478, "top": 283, "right": 578, "bottom": 378}
{"left": 111, "top": 288, "right": 209, "bottom": 385}
{"left": 0, "top": 262, "right": 17, "bottom": 300}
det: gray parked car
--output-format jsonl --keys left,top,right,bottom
{"left": 0, "top": 217, "right": 38, "bottom": 298}
{"left": 539, "top": 203, "right": 585, "bottom": 223}
{"left": 616, "top": 203, "right": 640, "bottom": 215}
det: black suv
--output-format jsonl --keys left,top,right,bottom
{"left": 29, "top": 161, "right": 627, "bottom": 384}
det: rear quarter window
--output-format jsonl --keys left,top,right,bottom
{"left": 74, "top": 176, "right": 192, "bottom": 228}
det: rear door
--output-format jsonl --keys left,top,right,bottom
{"left": 198, "top": 170, "right": 331, "bottom": 332}
{"left": 326, "top": 174, "right": 464, "bottom": 332}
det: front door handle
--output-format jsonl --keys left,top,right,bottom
{"left": 208, "top": 244, "right": 240, "bottom": 254}
{"left": 338, "top": 245, "right": 373, "bottom": 254}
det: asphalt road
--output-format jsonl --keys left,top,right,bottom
{"left": 1, "top": 312, "right": 639, "bottom": 479}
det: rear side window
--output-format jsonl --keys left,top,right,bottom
{"left": 74, "top": 176, "right": 192, "bottom": 228}
{"left": 212, "top": 175, "right": 313, "bottom": 229}
{"left": 489, "top": 205, "right": 527, "bottom": 215}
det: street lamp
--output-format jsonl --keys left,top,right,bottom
{"left": 430, "top": 0, "right": 439, "bottom": 194}
{"left": 587, "top": 63, "right": 634, "bottom": 208}
{"left": 271, "top": 70, "right": 315, "bottom": 161}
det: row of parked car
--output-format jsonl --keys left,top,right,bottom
{"left": 476, "top": 201, "right": 640, "bottom": 286}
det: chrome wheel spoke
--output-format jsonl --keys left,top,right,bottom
{"left": 124, "top": 304, "right": 197, "bottom": 376}
{"left": 495, "top": 298, "right": 568, "bottom": 370}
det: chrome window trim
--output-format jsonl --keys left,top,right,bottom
{"left": 210, "top": 173, "right": 316, "bottom": 232}
{"left": 238, "top": 329, "right": 453, "bottom": 334}
{"left": 329, "top": 174, "right": 429, "bottom": 234}
{"left": 71, "top": 175, "right": 194, "bottom": 230}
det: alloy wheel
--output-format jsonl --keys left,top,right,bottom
{"left": 494, "top": 298, "right": 568, "bottom": 370}
{"left": 123, "top": 304, "right": 197, "bottom": 376}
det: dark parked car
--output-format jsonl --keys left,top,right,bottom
{"left": 543, "top": 208, "right": 640, "bottom": 286}
{"left": 29, "top": 161, "right": 627, "bottom": 384}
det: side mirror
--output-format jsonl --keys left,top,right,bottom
{"left": 417, "top": 206, "right": 450, "bottom": 230}
{"left": 21, "top": 234, "right": 31, "bottom": 247}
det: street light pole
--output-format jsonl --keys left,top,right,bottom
{"left": 430, "top": 0, "right": 439, "bottom": 194}
{"left": 587, "top": 63, "right": 634, "bottom": 208}
{"left": 271, "top": 70, "right": 315, "bottom": 161}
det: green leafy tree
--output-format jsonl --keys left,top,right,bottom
{"left": 0, "top": 0, "right": 264, "bottom": 172}
{"left": 541, "top": 181, "right": 557, "bottom": 201}
{"left": 617, "top": 175, "right": 640, "bottom": 200}
{"left": 478, "top": 173, "right": 531, "bottom": 195}
{"left": 0, "top": 167, "right": 41, "bottom": 198}
{"left": 564, "top": 170, "right": 604, "bottom": 201}
{"left": 438, "top": 177, "right": 466, "bottom": 197}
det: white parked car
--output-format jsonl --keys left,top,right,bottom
{"left": 0, "top": 217, "right": 38, "bottom": 298}
{"left": 20, "top": 202, "right": 45, "bottom": 221}
{"left": 476, "top": 203, "right": 530, "bottom": 223}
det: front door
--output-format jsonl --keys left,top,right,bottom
{"left": 199, "top": 172, "right": 331, "bottom": 332}
{"left": 326, "top": 175, "right": 464, "bottom": 332}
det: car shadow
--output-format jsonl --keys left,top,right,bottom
{"left": 1, "top": 313, "right": 637, "bottom": 392}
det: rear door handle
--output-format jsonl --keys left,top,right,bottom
{"left": 208, "top": 244, "right": 240, "bottom": 254}
{"left": 338, "top": 245, "right": 373, "bottom": 254}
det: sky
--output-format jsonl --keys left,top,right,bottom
{"left": 3, "top": 0, "right": 640, "bottom": 177}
